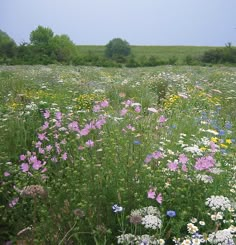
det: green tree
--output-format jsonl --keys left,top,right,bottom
{"left": 105, "top": 38, "right": 131, "bottom": 61}
{"left": 50, "top": 34, "right": 78, "bottom": 63}
{"left": 30, "top": 25, "right": 54, "bottom": 46}
{"left": 0, "top": 30, "right": 17, "bottom": 61}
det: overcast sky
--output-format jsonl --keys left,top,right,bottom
{"left": 1, "top": 0, "right": 236, "bottom": 46}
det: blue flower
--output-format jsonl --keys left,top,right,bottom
{"left": 133, "top": 140, "right": 141, "bottom": 145}
{"left": 218, "top": 129, "right": 225, "bottom": 136}
{"left": 166, "top": 210, "right": 176, "bottom": 217}
{"left": 112, "top": 204, "right": 123, "bottom": 213}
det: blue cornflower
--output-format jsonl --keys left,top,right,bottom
{"left": 133, "top": 140, "right": 141, "bottom": 145}
{"left": 218, "top": 129, "right": 225, "bottom": 136}
{"left": 166, "top": 210, "right": 176, "bottom": 217}
{"left": 112, "top": 204, "right": 123, "bottom": 213}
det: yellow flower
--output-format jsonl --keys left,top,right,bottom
{"left": 211, "top": 137, "right": 218, "bottom": 143}
{"left": 226, "top": 139, "right": 232, "bottom": 144}
{"left": 220, "top": 144, "right": 228, "bottom": 149}
{"left": 200, "top": 147, "right": 207, "bottom": 151}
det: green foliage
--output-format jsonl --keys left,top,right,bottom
{"left": 0, "top": 30, "right": 17, "bottom": 63}
{"left": 50, "top": 34, "right": 78, "bottom": 63}
{"left": 105, "top": 38, "right": 131, "bottom": 61}
{"left": 201, "top": 43, "right": 236, "bottom": 64}
{"left": 30, "top": 26, "right": 54, "bottom": 46}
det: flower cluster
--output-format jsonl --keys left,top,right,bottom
{"left": 208, "top": 229, "right": 235, "bottom": 245}
{"left": 205, "top": 195, "right": 232, "bottom": 211}
{"left": 117, "top": 233, "right": 165, "bottom": 245}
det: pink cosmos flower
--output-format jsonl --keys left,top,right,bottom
{"left": 167, "top": 161, "right": 178, "bottom": 171}
{"left": 120, "top": 108, "right": 128, "bottom": 116}
{"left": 159, "top": 115, "right": 167, "bottom": 123}
{"left": 56, "top": 112, "right": 62, "bottom": 120}
{"left": 21, "top": 163, "right": 29, "bottom": 172}
{"left": 93, "top": 104, "right": 101, "bottom": 112}
{"left": 41, "top": 121, "right": 49, "bottom": 130}
{"left": 147, "top": 189, "right": 156, "bottom": 199}
{"left": 20, "top": 155, "right": 26, "bottom": 161}
{"left": 32, "top": 160, "right": 42, "bottom": 170}
{"left": 194, "top": 155, "right": 215, "bottom": 171}
{"left": 178, "top": 154, "right": 188, "bottom": 164}
{"left": 135, "top": 106, "right": 141, "bottom": 113}
{"left": 4, "top": 171, "right": 10, "bottom": 177}
{"left": 80, "top": 128, "right": 90, "bottom": 136}
{"left": 43, "top": 110, "right": 50, "bottom": 119}
{"left": 61, "top": 152, "right": 68, "bottom": 160}
{"left": 156, "top": 193, "right": 163, "bottom": 204}
{"left": 38, "top": 133, "right": 47, "bottom": 141}
{"left": 152, "top": 151, "right": 163, "bottom": 159}
{"left": 86, "top": 140, "right": 94, "bottom": 148}
{"left": 100, "top": 100, "right": 109, "bottom": 108}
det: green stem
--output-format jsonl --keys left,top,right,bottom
{"left": 58, "top": 221, "right": 77, "bottom": 245}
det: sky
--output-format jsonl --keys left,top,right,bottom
{"left": 0, "top": 0, "right": 236, "bottom": 46}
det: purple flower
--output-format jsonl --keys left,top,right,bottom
{"left": 166, "top": 210, "right": 176, "bottom": 217}
{"left": 147, "top": 188, "right": 156, "bottom": 199}
{"left": 43, "top": 110, "right": 50, "bottom": 119}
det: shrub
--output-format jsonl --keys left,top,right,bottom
{"left": 105, "top": 38, "right": 131, "bottom": 61}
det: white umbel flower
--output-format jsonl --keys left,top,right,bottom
{"left": 205, "top": 195, "right": 232, "bottom": 211}
{"left": 208, "top": 229, "right": 235, "bottom": 245}
{"left": 142, "top": 214, "right": 162, "bottom": 229}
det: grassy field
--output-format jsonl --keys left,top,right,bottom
{"left": 77, "top": 45, "right": 221, "bottom": 61}
{"left": 0, "top": 65, "right": 235, "bottom": 244}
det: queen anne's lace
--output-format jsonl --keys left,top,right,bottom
{"left": 205, "top": 195, "right": 232, "bottom": 211}
{"left": 208, "top": 229, "right": 235, "bottom": 245}
{"left": 141, "top": 214, "right": 162, "bottom": 229}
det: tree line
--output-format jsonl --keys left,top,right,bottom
{"left": 1, "top": 26, "right": 236, "bottom": 67}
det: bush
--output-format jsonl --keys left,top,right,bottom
{"left": 105, "top": 38, "right": 131, "bottom": 61}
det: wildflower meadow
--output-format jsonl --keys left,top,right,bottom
{"left": 0, "top": 65, "right": 235, "bottom": 244}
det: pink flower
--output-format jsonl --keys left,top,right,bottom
{"left": 178, "top": 154, "right": 188, "bottom": 164}
{"left": 38, "top": 133, "right": 47, "bottom": 141}
{"left": 147, "top": 188, "right": 156, "bottom": 199}
{"left": 100, "top": 100, "right": 109, "bottom": 108}
{"left": 156, "top": 193, "right": 163, "bottom": 204}
{"left": 135, "top": 106, "right": 141, "bottom": 113}
{"left": 4, "top": 171, "right": 10, "bottom": 177}
{"left": 86, "top": 140, "right": 94, "bottom": 148}
{"left": 46, "top": 145, "right": 52, "bottom": 152}
{"left": 144, "top": 154, "right": 153, "bottom": 163}
{"left": 127, "top": 124, "right": 135, "bottom": 131}
{"left": 93, "top": 104, "right": 101, "bottom": 112}
{"left": 43, "top": 110, "right": 50, "bottom": 119}
{"left": 41, "top": 121, "right": 49, "bottom": 130}
{"left": 194, "top": 155, "right": 215, "bottom": 171}
{"left": 80, "top": 128, "right": 90, "bottom": 136}
{"left": 61, "top": 152, "right": 68, "bottom": 160}
{"left": 32, "top": 160, "right": 42, "bottom": 170}
{"left": 20, "top": 155, "right": 26, "bottom": 161}
{"left": 181, "top": 164, "right": 188, "bottom": 172}
{"left": 9, "top": 197, "right": 19, "bottom": 208}
{"left": 159, "top": 115, "right": 167, "bottom": 123}
{"left": 56, "top": 112, "right": 62, "bottom": 120}
{"left": 21, "top": 163, "right": 29, "bottom": 172}
{"left": 152, "top": 151, "right": 163, "bottom": 159}
{"left": 167, "top": 161, "right": 178, "bottom": 171}
{"left": 120, "top": 108, "right": 128, "bottom": 116}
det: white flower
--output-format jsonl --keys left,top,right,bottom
{"left": 187, "top": 223, "right": 199, "bottom": 234}
{"left": 142, "top": 214, "right": 162, "bottom": 229}
{"left": 206, "top": 195, "right": 232, "bottom": 211}
{"left": 199, "top": 221, "right": 205, "bottom": 226}
{"left": 208, "top": 229, "right": 235, "bottom": 245}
